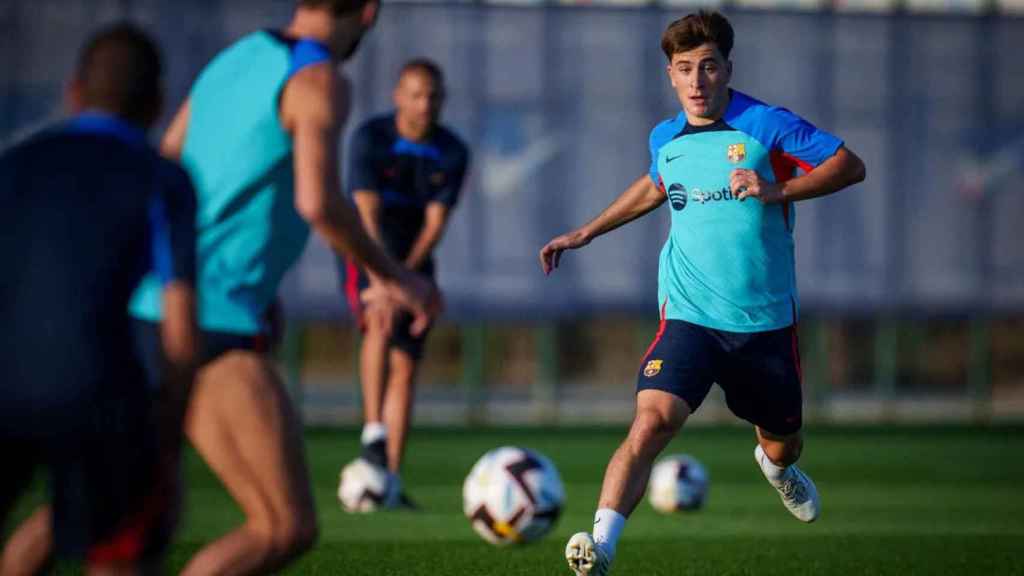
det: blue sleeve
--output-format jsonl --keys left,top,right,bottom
{"left": 347, "top": 124, "right": 378, "bottom": 195}
{"left": 762, "top": 107, "right": 843, "bottom": 170}
{"left": 648, "top": 128, "right": 662, "bottom": 186}
{"left": 648, "top": 122, "right": 675, "bottom": 187}
{"left": 432, "top": 145, "right": 469, "bottom": 207}
{"left": 149, "top": 164, "right": 196, "bottom": 285}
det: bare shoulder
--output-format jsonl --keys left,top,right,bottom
{"left": 280, "top": 63, "right": 351, "bottom": 132}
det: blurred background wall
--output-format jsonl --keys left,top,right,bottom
{"left": 2, "top": 0, "right": 1022, "bottom": 425}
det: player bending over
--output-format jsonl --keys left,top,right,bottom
{"left": 340, "top": 58, "right": 469, "bottom": 508}
{"left": 4, "top": 0, "right": 439, "bottom": 574}
{"left": 0, "top": 23, "right": 198, "bottom": 575}
{"left": 539, "top": 11, "right": 865, "bottom": 576}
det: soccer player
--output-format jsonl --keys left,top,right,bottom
{"left": 5, "top": 1, "right": 440, "bottom": 574}
{"left": 0, "top": 23, "right": 197, "bottom": 575}
{"left": 540, "top": 11, "right": 865, "bottom": 576}
{"left": 340, "top": 58, "right": 469, "bottom": 507}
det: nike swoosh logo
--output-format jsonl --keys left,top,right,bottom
{"left": 666, "top": 154, "right": 684, "bottom": 163}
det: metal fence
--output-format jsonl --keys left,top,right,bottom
{"left": 3, "top": 1, "right": 1022, "bottom": 423}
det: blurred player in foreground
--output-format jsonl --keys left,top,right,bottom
{"left": 340, "top": 58, "right": 469, "bottom": 508}
{"left": 540, "top": 11, "right": 865, "bottom": 576}
{"left": 4, "top": 0, "right": 439, "bottom": 574}
{"left": 0, "top": 23, "right": 197, "bottom": 575}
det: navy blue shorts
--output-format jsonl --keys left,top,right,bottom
{"left": 0, "top": 388, "right": 174, "bottom": 563}
{"left": 340, "top": 260, "right": 433, "bottom": 360}
{"left": 637, "top": 319, "right": 804, "bottom": 436}
{"left": 132, "top": 319, "right": 268, "bottom": 386}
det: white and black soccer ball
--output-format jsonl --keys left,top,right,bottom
{"left": 648, "top": 454, "right": 709, "bottom": 513}
{"left": 338, "top": 458, "right": 392, "bottom": 513}
{"left": 463, "top": 446, "right": 565, "bottom": 546}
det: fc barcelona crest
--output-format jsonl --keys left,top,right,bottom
{"left": 727, "top": 143, "right": 746, "bottom": 163}
{"left": 643, "top": 359, "right": 663, "bottom": 378}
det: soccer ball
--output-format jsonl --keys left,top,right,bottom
{"left": 463, "top": 446, "right": 565, "bottom": 546}
{"left": 338, "top": 458, "right": 392, "bottom": 513}
{"left": 648, "top": 454, "right": 709, "bottom": 513}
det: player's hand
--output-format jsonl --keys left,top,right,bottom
{"left": 731, "top": 168, "right": 784, "bottom": 203}
{"left": 359, "top": 288, "right": 397, "bottom": 338}
{"left": 539, "top": 229, "right": 591, "bottom": 275}
{"left": 368, "top": 272, "right": 441, "bottom": 337}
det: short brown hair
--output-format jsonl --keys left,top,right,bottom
{"left": 297, "top": 0, "right": 373, "bottom": 16}
{"left": 399, "top": 58, "right": 444, "bottom": 86}
{"left": 661, "top": 10, "right": 734, "bottom": 61}
{"left": 75, "top": 22, "right": 162, "bottom": 125}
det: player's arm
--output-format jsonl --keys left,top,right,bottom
{"left": 731, "top": 145, "right": 866, "bottom": 203}
{"left": 540, "top": 174, "right": 665, "bottom": 275}
{"left": 404, "top": 202, "right": 451, "bottom": 270}
{"left": 281, "top": 65, "right": 437, "bottom": 332}
{"left": 160, "top": 98, "right": 191, "bottom": 161}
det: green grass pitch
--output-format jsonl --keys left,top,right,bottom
{"left": 14, "top": 425, "right": 1024, "bottom": 574}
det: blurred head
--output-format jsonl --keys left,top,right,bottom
{"left": 662, "top": 11, "right": 734, "bottom": 125}
{"left": 393, "top": 59, "right": 445, "bottom": 139}
{"left": 67, "top": 22, "right": 163, "bottom": 128}
{"left": 296, "top": 0, "right": 379, "bottom": 60}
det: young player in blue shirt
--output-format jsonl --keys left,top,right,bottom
{"left": 540, "top": 11, "right": 866, "bottom": 576}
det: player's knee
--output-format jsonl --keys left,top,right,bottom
{"left": 270, "top": 514, "right": 318, "bottom": 560}
{"left": 629, "top": 409, "right": 681, "bottom": 450}
{"left": 364, "top": 307, "right": 394, "bottom": 337}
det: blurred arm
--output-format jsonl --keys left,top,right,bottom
{"left": 281, "top": 64, "right": 406, "bottom": 282}
{"left": 160, "top": 98, "right": 191, "bottom": 161}
{"left": 280, "top": 65, "right": 437, "bottom": 333}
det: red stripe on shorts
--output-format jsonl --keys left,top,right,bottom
{"left": 87, "top": 485, "right": 169, "bottom": 565}
{"left": 640, "top": 299, "right": 669, "bottom": 365}
{"left": 344, "top": 259, "right": 365, "bottom": 328}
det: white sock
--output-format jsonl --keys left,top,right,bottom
{"left": 592, "top": 508, "right": 626, "bottom": 558}
{"left": 361, "top": 422, "right": 387, "bottom": 445}
{"left": 756, "top": 445, "right": 789, "bottom": 482}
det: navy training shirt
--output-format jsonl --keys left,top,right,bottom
{"left": 0, "top": 113, "right": 196, "bottom": 434}
{"left": 346, "top": 113, "right": 469, "bottom": 276}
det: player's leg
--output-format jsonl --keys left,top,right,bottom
{"left": 0, "top": 440, "right": 38, "bottom": 576}
{"left": 718, "top": 324, "right": 818, "bottom": 522}
{"left": 0, "top": 506, "right": 52, "bottom": 576}
{"left": 179, "top": 350, "right": 318, "bottom": 576}
{"left": 382, "top": 347, "right": 418, "bottom": 473}
{"left": 358, "top": 301, "right": 395, "bottom": 467}
{"left": 380, "top": 346, "right": 419, "bottom": 508}
{"left": 567, "top": 320, "right": 715, "bottom": 576}
{"left": 754, "top": 426, "right": 818, "bottom": 522}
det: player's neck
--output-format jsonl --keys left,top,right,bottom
{"left": 284, "top": 10, "right": 335, "bottom": 56}
{"left": 395, "top": 115, "right": 432, "bottom": 142}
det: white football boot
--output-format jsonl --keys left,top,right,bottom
{"left": 755, "top": 445, "right": 820, "bottom": 522}
{"left": 565, "top": 532, "right": 611, "bottom": 576}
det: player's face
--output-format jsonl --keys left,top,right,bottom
{"left": 394, "top": 72, "right": 444, "bottom": 133}
{"left": 667, "top": 43, "right": 732, "bottom": 125}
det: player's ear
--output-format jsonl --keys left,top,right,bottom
{"left": 726, "top": 60, "right": 733, "bottom": 81}
{"left": 666, "top": 63, "right": 676, "bottom": 88}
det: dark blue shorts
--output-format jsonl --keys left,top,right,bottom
{"left": 340, "top": 259, "right": 433, "bottom": 360}
{"left": 131, "top": 319, "right": 268, "bottom": 386}
{"left": 637, "top": 319, "right": 804, "bottom": 436}
{"left": 0, "top": 387, "right": 173, "bottom": 563}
